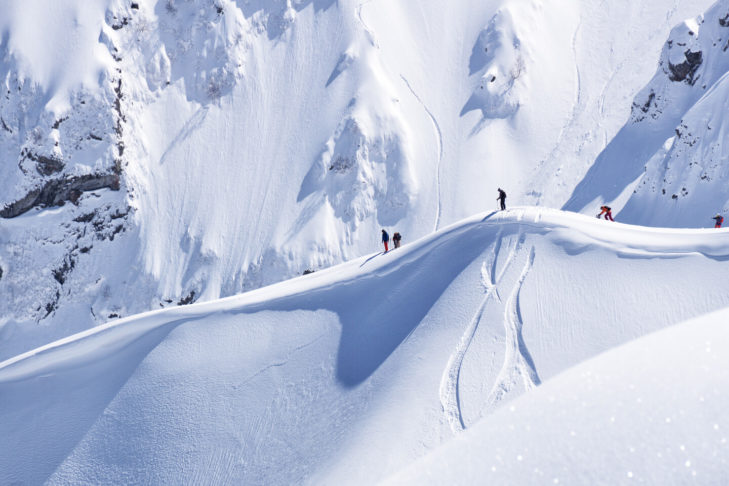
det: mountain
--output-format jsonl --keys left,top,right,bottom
{"left": 0, "top": 0, "right": 715, "bottom": 360}
{"left": 386, "top": 305, "right": 729, "bottom": 485}
{"left": 3, "top": 207, "right": 729, "bottom": 484}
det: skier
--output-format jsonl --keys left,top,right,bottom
{"left": 393, "top": 232, "right": 402, "bottom": 249}
{"left": 382, "top": 229, "right": 390, "bottom": 252}
{"left": 496, "top": 188, "right": 506, "bottom": 210}
{"left": 596, "top": 205, "right": 614, "bottom": 221}
{"left": 713, "top": 214, "right": 724, "bottom": 228}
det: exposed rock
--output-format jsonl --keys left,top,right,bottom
{"left": 0, "top": 173, "right": 120, "bottom": 218}
{"left": 23, "top": 150, "right": 65, "bottom": 176}
{"left": 177, "top": 291, "right": 197, "bottom": 306}
{"left": 668, "top": 49, "right": 703, "bottom": 84}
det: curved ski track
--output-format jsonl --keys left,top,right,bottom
{"left": 439, "top": 232, "right": 521, "bottom": 432}
{"left": 482, "top": 245, "right": 539, "bottom": 414}
{"left": 400, "top": 74, "right": 444, "bottom": 232}
{"left": 356, "top": 0, "right": 379, "bottom": 48}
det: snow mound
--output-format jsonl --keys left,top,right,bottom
{"left": 386, "top": 306, "right": 729, "bottom": 485}
{"left": 2, "top": 207, "right": 729, "bottom": 484}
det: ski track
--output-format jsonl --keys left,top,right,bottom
{"left": 357, "top": 0, "right": 444, "bottom": 231}
{"left": 400, "top": 74, "right": 444, "bottom": 232}
{"left": 439, "top": 231, "right": 520, "bottom": 433}
{"left": 356, "top": 0, "right": 379, "bottom": 48}
{"left": 482, "top": 245, "right": 539, "bottom": 414}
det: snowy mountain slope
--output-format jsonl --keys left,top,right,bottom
{"left": 385, "top": 306, "right": 729, "bottom": 485}
{"left": 566, "top": 0, "right": 729, "bottom": 228}
{"left": 0, "top": 0, "right": 716, "bottom": 359}
{"left": 3, "top": 208, "right": 729, "bottom": 484}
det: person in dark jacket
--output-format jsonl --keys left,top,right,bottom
{"left": 713, "top": 214, "right": 724, "bottom": 228}
{"left": 496, "top": 188, "right": 506, "bottom": 210}
{"left": 393, "top": 232, "right": 402, "bottom": 248}
{"left": 382, "top": 229, "right": 390, "bottom": 252}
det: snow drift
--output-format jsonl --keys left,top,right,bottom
{"left": 386, "top": 305, "right": 729, "bottom": 485}
{"left": 2, "top": 207, "right": 729, "bottom": 484}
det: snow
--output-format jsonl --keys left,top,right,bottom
{"left": 2, "top": 207, "right": 729, "bottom": 484}
{"left": 0, "top": 0, "right": 114, "bottom": 114}
{"left": 2, "top": 0, "right": 729, "bottom": 483}
{"left": 0, "top": 0, "right": 717, "bottom": 361}
{"left": 566, "top": 0, "right": 729, "bottom": 228}
{"left": 385, "top": 306, "right": 729, "bottom": 485}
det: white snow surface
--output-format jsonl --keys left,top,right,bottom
{"left": 0, "top": 0, "right": 717, "bottom": 359}
{"left": 385, "top": 305, "right": 729, "bottom": 485}
{"left": 2, "top": 207, "right": 729, "bottom": 484}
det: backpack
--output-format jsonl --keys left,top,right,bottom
{"left": 393, "top": 232, "right": 401, "bottom": 241}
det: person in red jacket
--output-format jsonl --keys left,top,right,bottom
{"left": 713, "top": 214, "right": 724, "bottom": 228}
{"left": 596, "top": 205, "right": 614, "bottom": 221}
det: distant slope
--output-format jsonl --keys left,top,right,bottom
{"left": 565, "top": 0, "right": 729, "bottom": 228}
{"left": 386, "top": 306, "right": 729, "bottom": 485}
{"left": 2, "top": 208, "right": 729, "bottom": 484}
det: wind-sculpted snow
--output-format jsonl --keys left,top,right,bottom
{"left": 2, "top": 208, "right": 729, "bottom": 484}
{"left": 463, "top": 4, "right": 528, "bottom": 121}
{"left": 387, "top": 306, "right": 729, "bottom": 485}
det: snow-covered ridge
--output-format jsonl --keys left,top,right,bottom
{"left": 3, "top": 207, "right": 729, "bottom": 484}
{"left": 0, "top": 0, "right": 714, "bottom": 361}
{"left": 3, "top": 206, "right": 728, "bottom": 381}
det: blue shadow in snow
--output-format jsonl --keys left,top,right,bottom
{"left": 0, "top": 320, "right": 186, "bottom": 485}
{"left": 232, "top": 222, "right": 497, "bottom": 387}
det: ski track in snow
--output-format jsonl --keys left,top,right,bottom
{"left": 356, "top": 0, "right": 379, "bottom": 48}
{"left": 400, "top": 74, "right": 444, "bottom": 232}
{"left": 482, "top": 245, "right": 539, "bottom": 414}
{"left": 439, "top": 232, "right": 520, "bottom": 433}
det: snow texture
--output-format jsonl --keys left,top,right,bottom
{"left": 2, "top": 208, "right": 729, "bottom": 484}
{"left": 0, "top": 0, "right": 715, "bottom": 360}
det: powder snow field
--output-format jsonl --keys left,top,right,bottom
{"left": 386, "top": 306, "right": 729, "bottom": 485}
{"left": 2, "top": 208, "right": 729, "bottom": 484}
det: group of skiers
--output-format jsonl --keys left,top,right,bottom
{"left": 381, "top": 229, "right": 402, "bottom": 253}
{"left": 379, "top": 188, "right": 725, "bottom": 252}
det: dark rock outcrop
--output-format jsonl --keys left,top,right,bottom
{"left": 668, "top": 49, "right": 703, "bottom": 84}
{"left": 0, "top": 173, "right": 120, "bottom": 218}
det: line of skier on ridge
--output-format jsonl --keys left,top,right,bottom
{"left": 378, "top": 187, "right": 726, "bottom": 254}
